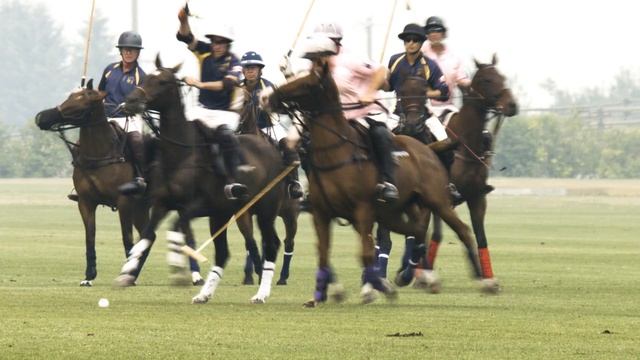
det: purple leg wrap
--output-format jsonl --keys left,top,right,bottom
{"left": 363, "top": 266, "right": 386, "bottom": 292}
{"left": 314, "top": 267, "right": 332, "bottom": 302}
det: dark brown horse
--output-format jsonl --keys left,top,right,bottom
{"left": 236, "top": 98, "right": 301, "bottom": 285}
{"left": 264, "top": 60, "right": 482, "bottom": 307}
{"left": 117, "top": 56, "right": 285, "bottom": 304}
{"left": 34, "top": 80, "right": 153, "bottom": 286}
{"left": 390, "top": 55, "right": 518, "bottom": 292}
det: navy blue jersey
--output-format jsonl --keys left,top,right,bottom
{"left": 388, "top": 53, "right": 449, "bottom": 114}
{"left": 189, "top": 40, "right": 242, "bottom": 110}
{"left": 98, "top": 62, "right": 145, "bottom": 117}
{"left": 241, "top": 78, "right": 274, "bottom": 129}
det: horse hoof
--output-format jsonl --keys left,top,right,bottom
{"left": 191, "top": 272, "right": 204, "bottom": 286}
{"left": 480, "top": 278, "right": 500, "bottom": 294}
{"left": 361, "top": 283, "right": 378, "bottom": 304}
{"left": 276, "top": 278, "right": 287, "bottom": 286}
{"left": 79, "top": 280, "right": 93, "bottom": 287}
{"left": 380, "top": 278, "right": 398, "bottom": 302}
{"left": 393, "top": 269, "right": 413, "bottom": 287}
{"left": 113, "top": 274, "right": 136, "bottom": 288}
{"left": 303, "top": 299, "right": 319, "bottom": 308}
{"left": 191, "top": 294, "right": 210, "bottom": 304}
{"left": 250, "top": 296, "right": 266, "bottom": 304}
{"left": 329, "top": 283, "right": 346, "bottom": 303}
{"left": 243, "top": 276, "right": 255, "bottom": 285}
{"left": 414, "top": 270, "right": 442, "bottom": 294}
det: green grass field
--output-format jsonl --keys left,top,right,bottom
{"left": 1, "top": 178, "right": 639, "bottom": 359}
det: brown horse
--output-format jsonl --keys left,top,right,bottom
{"left": 117, "top": 56, "right": 285, "bottom": 304}
{"left": 34, "top": 80, "right": 153, "bottom": 286}
{"left": 264, "top": 60, "right": 482, "bottom": 307}
{"left": 236, "top": 98, "right": 301, "bottom": 286}
{"left": 389, "top": 55, "right": 518, "bottom": 292}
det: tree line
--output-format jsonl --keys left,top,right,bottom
{"left": 1, "top": 2, "right": 638, "bottom": 179}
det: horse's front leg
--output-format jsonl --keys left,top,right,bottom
{"left": 303, "top": 210, "right": 336, "bottom": 308}
{"left": 113, "top": 203, "right": 168, "bottom": 287}
{"left": 356, "top": 203, "right": 397, "bottom": 304}
{"left": 277, "top": 203, "right": 298, "bottom": 285}
{"left": 236, "top": 213, "right": 262, "bottom": 285}
{"left": 250, "top": 210, "right": 281, "bottom": 304}
{"left": 78, "top": 199, "right": 98, "bottom": 286}
{"left": 192, "top": 215, "right": 232, "bottom": 304}
{"left": 467, "top": 196, "right": 500, "bottom": 293}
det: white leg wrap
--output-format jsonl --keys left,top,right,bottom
{"left": 166, "top": 231, "right": 187, "bottom": 268}
{"left": 200, "top": 266, "right": 224, "bottom": 298}
{"left": 251, "top": 261, "right": 275, "bottom": 304}
{"left": 128, "top": 238, "right": 151, "bottom": 257}
{"left": 120, "top": 239, "right": 151, "bottom": 275}
{"left": 425, "top": 115, "right": 448, "bottom": 141}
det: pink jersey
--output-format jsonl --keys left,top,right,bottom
{"left": 422, "top": 42, "right": 470, "bottom": 106}
{"left": 330, "top": 49, "right": 385, "bottom": 120}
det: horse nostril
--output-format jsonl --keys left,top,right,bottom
{"left": 509, "top": 102, "right": 518, "bottom": 115}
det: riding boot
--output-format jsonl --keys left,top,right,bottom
{"left": 279, "top": 138, "right": 303, "bottom": 199}
{"left": 118, "top": 131, "right": 147, "bottom": 195}
{"left": 369, "top": 124, "right": 399, "bottom": 203}
{"left": 216, "top": 125, "right": 248, "bottom": 200}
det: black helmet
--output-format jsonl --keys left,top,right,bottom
{"left": 424, "top": 16, "right": 447, "bottom": 34}
{"left": 397, "top": 23, "right": 426, "bottom": 42}
{"left": 116, "top": 31, "right": 143, "bottom": 49}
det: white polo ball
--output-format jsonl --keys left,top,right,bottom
{"left": 98, "top": 298, "right": 110, "bottom": 308}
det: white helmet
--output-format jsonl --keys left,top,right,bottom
{"left": 300, "top": 34, "right": 338, "bottom": 59}
{"left": 314, "top": 22, "right": 343, "bottom": 40}
{"left": 202, "top": 23, "right": 234, "bottom": 43}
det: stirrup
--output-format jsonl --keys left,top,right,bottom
{"left": 118, "top": 177, "right": 147, "bottom": 195}
{"left": 448, "top": 183, "right": 464, "bottom": 206}
{"left": 224, "top": 183, "right": 248, "bottom": 200}
{"left": 376, "top": 182, "right": 399, "bottom": 203}
{"left": 288, "top": 181, "right": 304, "bottom": 199}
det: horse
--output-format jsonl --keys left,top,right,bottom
{"left": 430, "top": 55, "right": 518, "bottom": 290}
{"left": 116, "top": 56, "right": 286, "bottom": 304}
{"left": 34, "top": 80, "right": 201, "bottom": 286}
{"left": 383, "top": 54, "right": 518, "bottom": 292}
{"left": 236, "top": 97, "right": 301, "bottom": 286}
{"left": 263, "top": 60, "right": 482, "bottom": 307}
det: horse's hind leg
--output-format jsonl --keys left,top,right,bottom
{"left": 427, "top": 215, "right": 444, "bottom": 270}
{"left": 236, "top": 213, "right": 262, "bottom": 285}
{"left": 277, "top": 205, "right": 298, "bottom": 285}
{"left": 468, "top": 196, "right": 500, "bottom": 293}
{"left": 435, "top": 205, "right": 482, "bottom": 280}
{"left": 250, "top": 211, "right": 281, "bottom": 304}
{"left": 78, "top": 200, "right": 98, "bottom": 286}
{"left": 117, "top": 199, "right": 135, "bottom": 258}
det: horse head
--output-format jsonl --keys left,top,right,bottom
{"left": 35, "top": 79, "right": 107, "bottom": 130}
{"left": 125, "top": 54, "right": 182, "bottom": 115}
{"left": 470, "top": 54, "right": 518, "bottom": 116}
{"left": 263, "top": 60, "right": 341, "bottom": 119}
{"left": 396, "top": 76, "right": 430, "bottom": 136}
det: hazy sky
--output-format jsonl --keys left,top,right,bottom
{"left": 22, "top": 0, "right": 640, "bottom": 108}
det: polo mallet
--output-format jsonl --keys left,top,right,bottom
{"left": 287, "top": 0, "right": 317, "bottom": 56}
{"left": 80, "top": 0, "right": 97, "bottom": 88}
{"left": 378, "top": 0, "right": 414, "bottom": 64}
{"left": 181, "top": 163, "right": 300, "bottom": 262}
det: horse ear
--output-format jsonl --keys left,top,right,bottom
{"left": 171, "top": 62, "right": 183, "bottom": 74}
{"left": 474, "top": 58, "right": 481, "bottom": 69}
{"left": 155, "top": 53, "right": 163, "bottom": 69}
{"left": 86, "top": 78, "right": 94, "bottom": 90}
{"left": 491, "top": 53, "right": 498, "bottom": 65}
